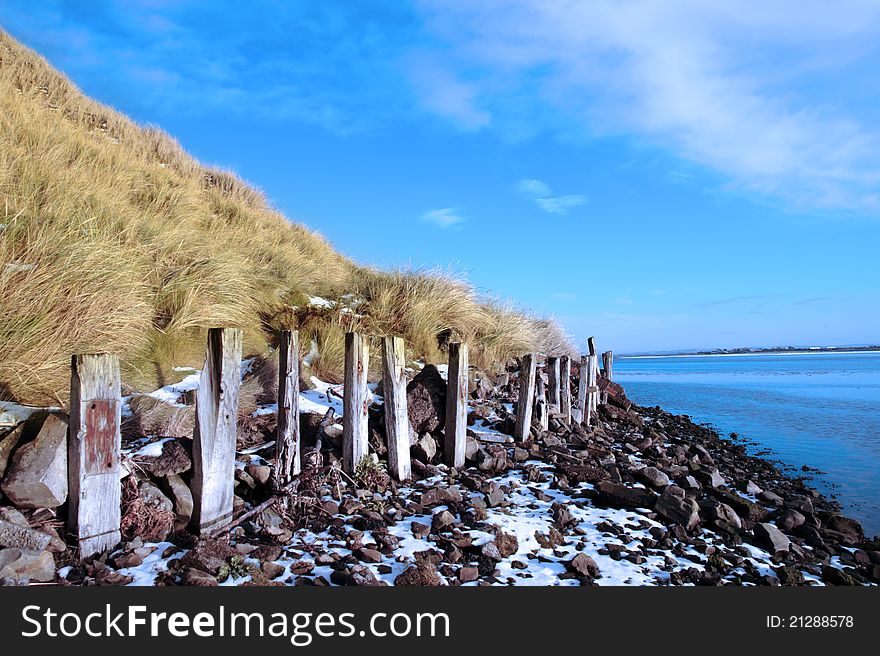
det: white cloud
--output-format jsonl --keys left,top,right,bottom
{"left": 417, "top": 1, "right": 880, "bottom": 212}
{"left": 517, "top": 178, "right": 586, "bottom": 214}
{"left": 406, "top": 54, "right": 491, "bottom": 131}
{"left": 420, "top": 207, "right": 465, "bottom": 228}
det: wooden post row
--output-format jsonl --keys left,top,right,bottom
{"left": 444, "top": 342, "right": 468, "bottom": 469}
{"left": 274, "top": 330, "right": 300, "bottom": 490}
{"left": 191, "top": 328, "right": 242, "bottom": 535}
{"left": 68, "top": 354, "right": 122, "bottom": 558}
{"left": 514, "top": 353, "right": 536, "bottom": 441}
{"left": 559, "top": 355, "right": 572, "bottom": 424}
{"left": 342, "top": 332, "right": 369, "bottom": 474}
{"left": 382, "top": 336, "right": 411, "bottom": 481}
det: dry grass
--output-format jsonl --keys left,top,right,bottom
{"left": 0, "top": 29, "right": 575, "bottom": 404}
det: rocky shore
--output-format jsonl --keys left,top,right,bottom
{"left": 1, "top": 356, "right": 877, "bottom": 586}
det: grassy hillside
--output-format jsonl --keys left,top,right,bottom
{"left": 0, "top": 28, "right": 574, "bottom": 405}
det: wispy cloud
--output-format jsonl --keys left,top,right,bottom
{"left": 417, "top": 1, "right": 880, "bottom": 213}
{"left": 517, "top": 178, "right": 586, "bottom": 215}
{"left": 420, "top": 207, "right": 465, "bottom": 228}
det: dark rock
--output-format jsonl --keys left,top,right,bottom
{"left": 777, "top": 509, "right": 806, "bottom": 532}
{"left": 557, "top": 461, "right": 610, "bottom": 484}
{"left": 407, "top": 366, "right": 447, "bottom": 434}
{"left": 655, "top": 486, "right": 700, "bottom": 530}
{"left": 179, "top": 539, "right": 240, "bottom": 576}
{"left": 638, "top": 466, "right": 670, "bottom": 488}
{"left": 136, "top": 439, "right": 192, "bottom": 477}
{"left": 567, "top": 553, "right": 600, "bottom": 578}
{"left": 754, "top": 522, "right": 790, "bottom": 553}
{"left": 412, "top": 434, "right": 438, "bottom": 463}
{"left": 181, "top": 568, "right": 218, "bottom": 586}
{"left": 431, "top": 510, "right": 456, "bottom": 533}
{"left": 594, "top": 481, "right": 656, "bottom": 510}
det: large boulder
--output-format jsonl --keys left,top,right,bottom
{"left": 655, "top": 486, "right": 701, "bottom": 530}
{"left": 755, "top": 522, "right": 790, "bottom": 553}
{"left": 0, "top": 548, "right": 55, "bottom": 583}
{"left": 0, "top": 518, "right": 64, "bottom": 552}
{"left": 406, "top": 365, "right": 446, "bottom": 434}
{"left": 594, "top": 481, "right": 656, "bottom": 510}
{"left": 1, "top": 414, "right": 68, "bottom": 509}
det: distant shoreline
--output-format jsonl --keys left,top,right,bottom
{"left": 619, "top": 347, "right": 880, "bottom": 360}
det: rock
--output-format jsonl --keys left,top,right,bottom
{"left": 784, "top": 495, "right": 814, "bottom": 515}
{"left": 567, "top": 553, "right": 600, "bottom": 578}
{"left": 0, "top": 548, "right": 55, "bottom": 583}
{"left": 712, "top": 503, "right": 742, "bottom": 530}
{"left": 245, "top": 464, "right": 271, "bottom": 486}
{"left": 557, "top": 461, "right": 610, "bottom": 484}
{"left": 412, "top": 434, "right": 438, "bottom": 463}
{"left": 411, "top": 522, "right": 431, "bottom": 539}
{"left": 347, "top": 565, "right": 384, "bottom": 586}
{"left": 395, "top": 561, "right": 441, "bottom": 586}
{"left": 777, "top": 509, "right": 806, "bottom": 532}
{"left": 755, "top": 522, "right": 790, "bottom": 553}
{"left": 745, "top": 480, "right": 762, "bottom": 495}
{"left": 179, "top": 539, "right": 240, "bottom": 576}
{"left": 0, "top": 423, "right": 24, "bottom": 479}
{"left": 465, "top": 438, "right": 480, "bottom": 462}
{"left": 419, "top": 485, "right": 461, "bottom": 507}
{"left": 261, "top": 562, "right": 285, "bottom": 579}
{"left": 493, "top": 530, "right": 519, "bottom": 558}
{"left": 137, "top": 479, "right": 174, "bottom": 540}
{"left": 157, "top": 473, "right": 194, "bottom": 530}
{"left": 757, "top": 490, "right": 784, "bottom": 506}
{"left": 551, "top": 503, "right": 575, "bottom": 530}
{"left": 594, "top": 481, "right": 656, "bottom": 510}
{"left": 655, "top": 486, "right": 701, "bottom": 530}
{"left": 696, "top": 468, "right": 725, "bottom": 489}
{"left": 407, "top": 365, "right": 446, "bottom": 434}
{"left": 485, "top": 482, "right": 505, "bottom": 508}
{"left": 0, "top": 519, "right": 57, "bottom": 552}
{"left": 821, "top": 514, "right": 864, "bottom": 544}
{"left": 638, "top": 466, "right": 670, "bottom": 488}
{"left": 458, "top": 565, "right": 479, "bottom": 583}
{"left": 182, "top": 568, "right": 219, "bottom": 586}
{"left": 355, "top": 548, "right": 383, "bottom": 564}
{"left": 708, "top": 488, "right": 769, "bottom": 522}
{"left": 431, "top": 510, "right": 456, "bottom": 532}
{"left": 1, "top": 414, "right": 68, "bottom": 509}
{"left": 136, "top": 439, "right": 192, "bottom": 477}
{"left": 822, "top": 565, "right": 858, "bottom": 586}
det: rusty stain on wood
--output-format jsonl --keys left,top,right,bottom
{"left": 83, "top": 399, "right": 118, "bottom": 475}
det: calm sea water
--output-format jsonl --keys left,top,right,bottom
{"left": 615, "top": 351, "right": 880, "bottom": 538}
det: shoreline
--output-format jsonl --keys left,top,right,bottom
{"left": 3, "top": 364, "right": 878, "bottom": 586}
{"left": 618, "top": 349, "right": 880, "bottom": 360}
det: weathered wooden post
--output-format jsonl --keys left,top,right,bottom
{"left": 559, "top": 355, "right": 572, "bottom": 424}
{"left": 274, "top": 330, "right": 300, "bottom": 491}
{"left": 342, "top": 332, "right": 369, "bottom": 474}
{"left": 68, "top": 354, "right": 121, "bottom": 558}
{"left": 514, "top": 353, "right": 536, "bottom": 441}
{"left": 602, "top": 350, "right": 613, "bottom": 381}
{"left": 587, "top": 336, "right": 597, "bottom": 357}
{"left": 191, "top": 328, "right": 242, "bottom": 535}
{"left": 444, "top": 342, "right": 468, "bottom": 469}
{"left": 546, "top": 356, "right": 561, "bottom": 413}
{"left": 575, "top": 355, "right": 589, "bottom": 425}
{"left": 535, "top": 372, "right": 549, "bottom": 431}
{"left": 382, "top": 336, "right": 411, "bottom": 481}
{"left": 587, "top": 354, "right": 599, "bottom": 417}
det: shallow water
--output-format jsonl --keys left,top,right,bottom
{"left": 615, "top": 351, "right": 880, "bottom": 538}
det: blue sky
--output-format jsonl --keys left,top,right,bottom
{"left": 3, "top": 0, "right": 880, "bottom": 352}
